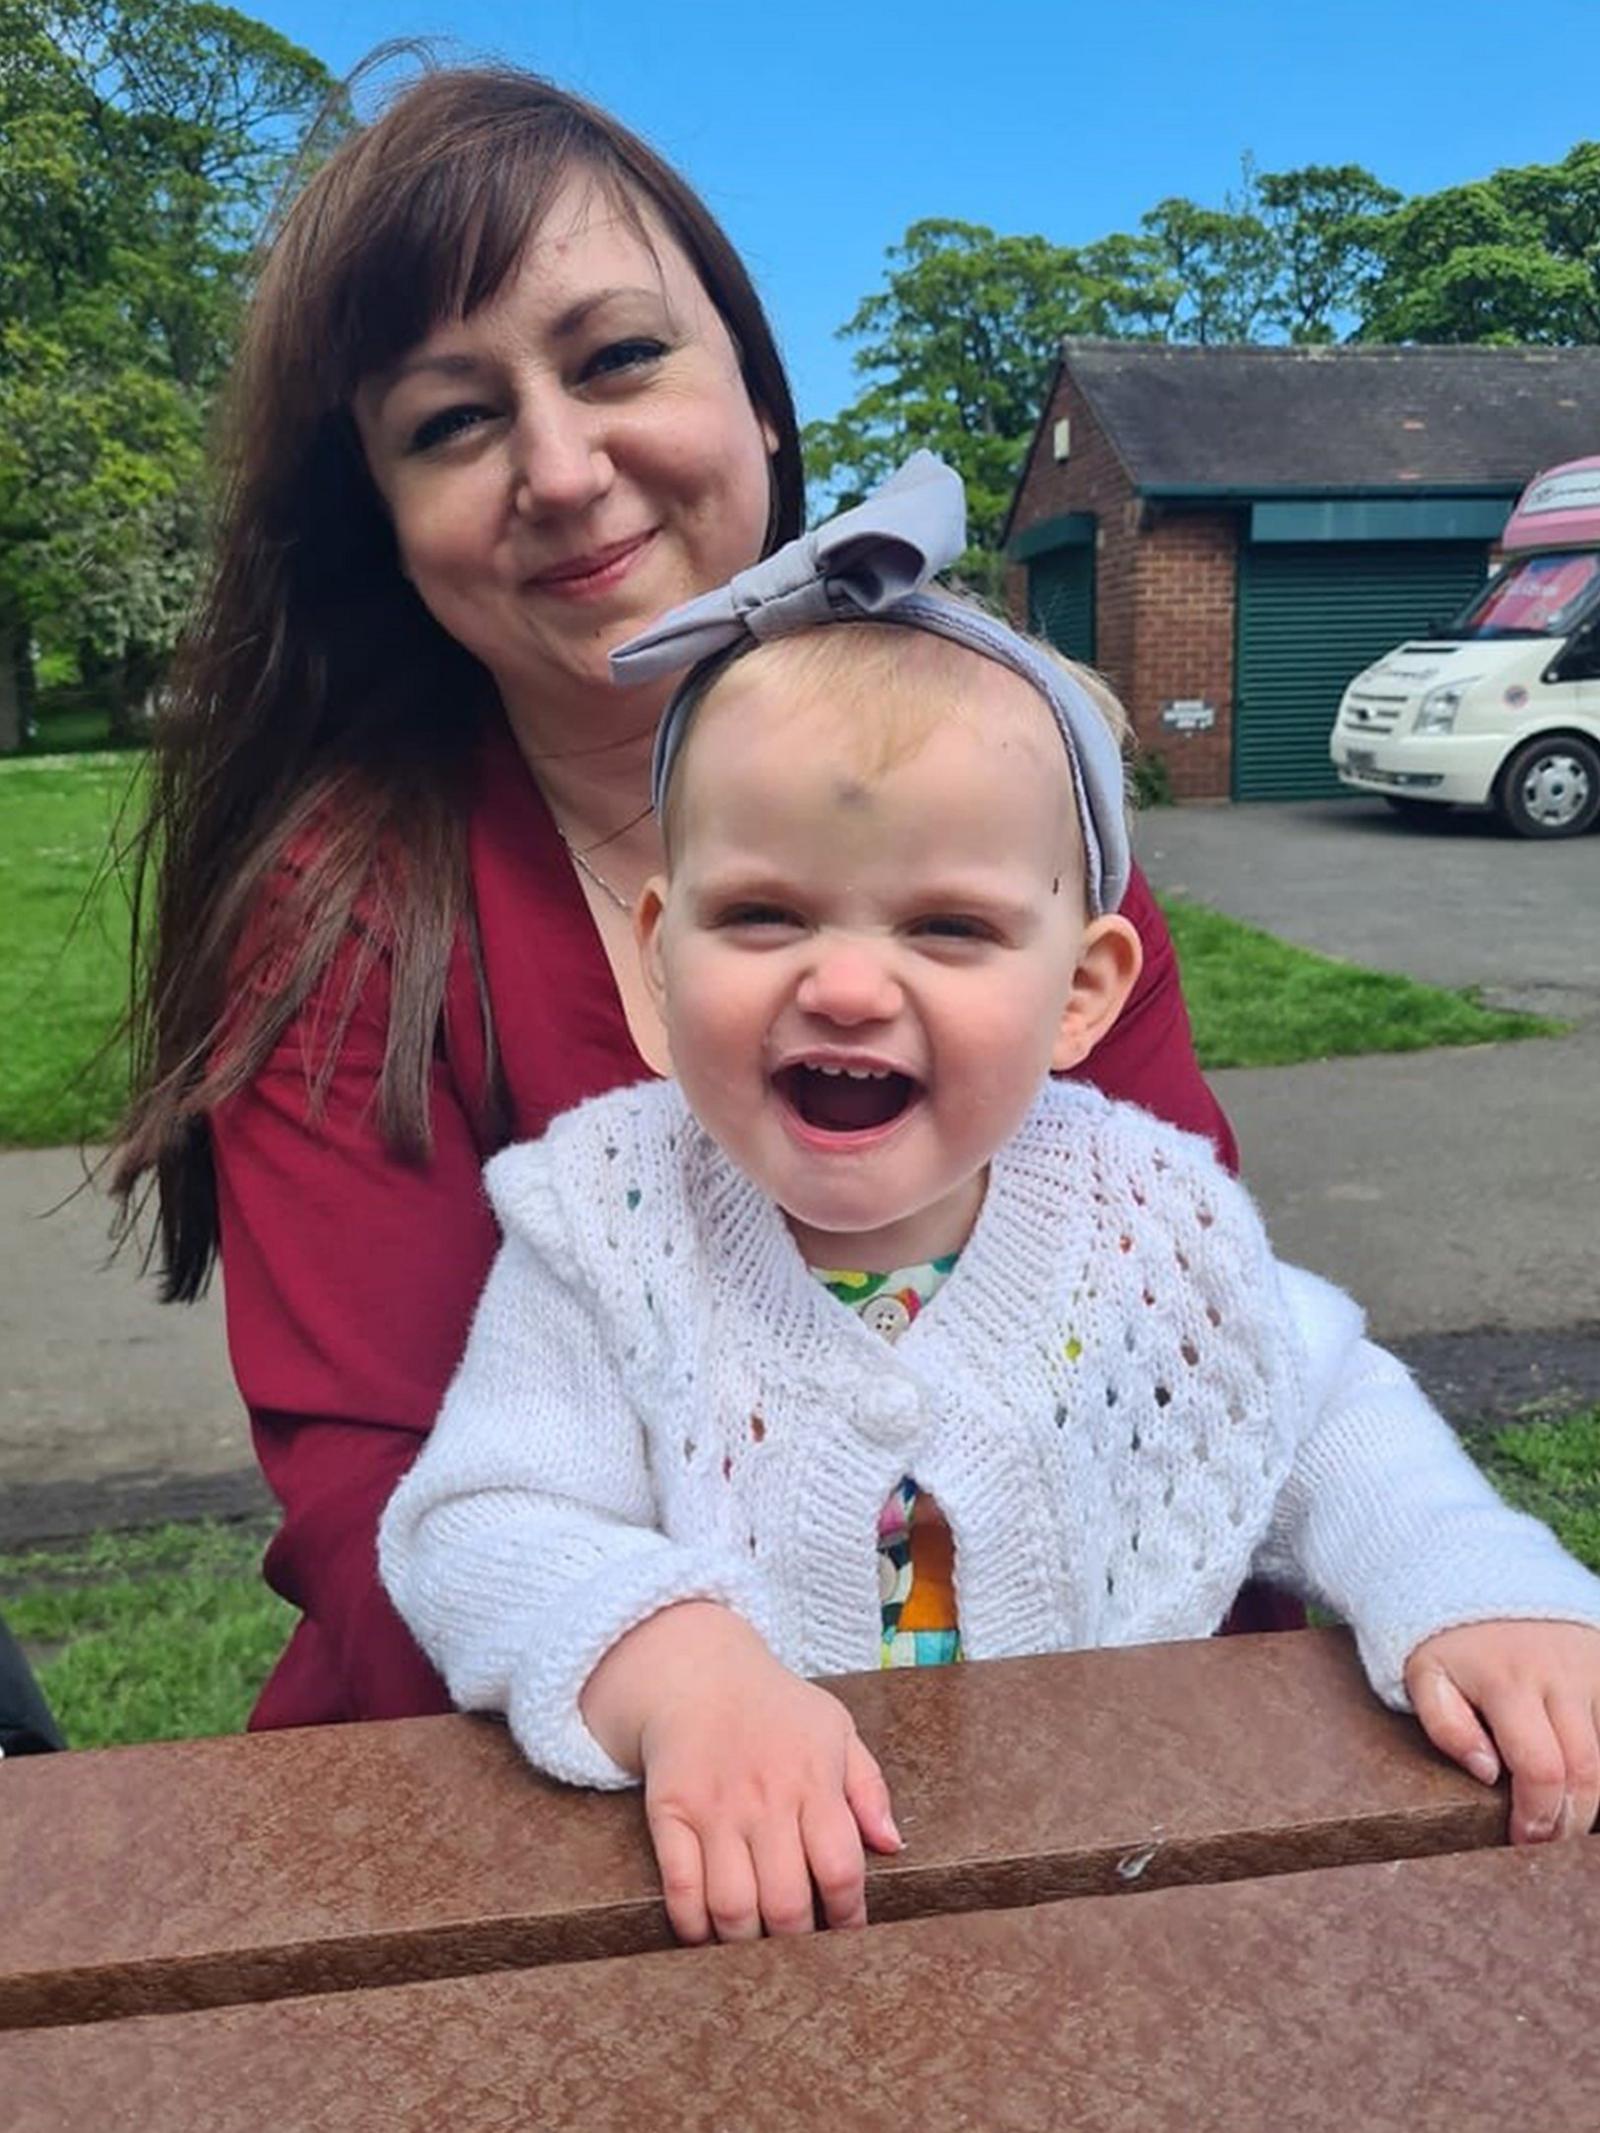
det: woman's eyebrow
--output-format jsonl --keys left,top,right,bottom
{"left": 382, "top": 351, "right": 485, "bottom": 389}
{"left": 375, "top": 286, "right": 670, "bottom": 395}
{"left": 547, "top": 285, "right": 667, "bottom": 339}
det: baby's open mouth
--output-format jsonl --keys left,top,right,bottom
{"left": 774, "top": 1063, "right": 919, "bottom": 1134}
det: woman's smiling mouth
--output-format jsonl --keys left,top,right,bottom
{"left": 526, "top": 532, "right": 656, "bottom": 598}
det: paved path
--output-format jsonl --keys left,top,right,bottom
{"left": 1137, "top": 796, "right": 1600, "bottom": 1347}
{"left": 1, "top": 1150, "right": 257, "bottom": 1538}
{"left": 3, "top": 793, "right": 1597, "bottom": 1543}
{"left": 1135, "top": 796, "right": 1600, "bottom": 1022}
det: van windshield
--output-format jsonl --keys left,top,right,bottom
{"left": 1449, "top": 550, "right": 1600, "bottom": 640}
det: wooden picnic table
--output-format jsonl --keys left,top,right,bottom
{"left": 4, "top": 1627, "right": 1596, "bottom": 2129}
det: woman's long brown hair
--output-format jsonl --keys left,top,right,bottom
{"left": 112, "top": 65, "right": 804, "bottom": 1300}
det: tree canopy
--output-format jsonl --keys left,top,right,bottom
{"left": 0, "top": 0, "right": 338, "bottom": 742}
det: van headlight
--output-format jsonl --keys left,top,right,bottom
{"left": 1414, "top": 680, "right": 1475, "bottom": 734}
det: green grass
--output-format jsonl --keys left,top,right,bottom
{"left": 1160, "top": 894, "right": 1562, "bottom": 1068}
{"left": 0, "top": 1520, "right": 290, "bottom": 1749}
{"left": 0, "top": 752, "right": 143, "bottom": 1146}
{"left": 1468, "top": 1410, "right": 1600, "bottom": 1575}
{"left": 7, "top": 1415, "right": 1598, "bottom": 1752}
{"left": 29, "top": 704, "right": 123, "bottom": 755}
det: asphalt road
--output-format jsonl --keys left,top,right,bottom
{"left": 1135, "top": 794, "right": 1600, "bottom": 1022}
{"left": 1136, "top": 794, "right": 1598, "bottom": 1330}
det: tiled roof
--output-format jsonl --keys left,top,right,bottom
{"left": 1060, "top": 340, "right": 1600, "bottom": 491}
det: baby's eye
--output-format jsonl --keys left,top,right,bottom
{"left": 912, "top": 914, "right": 998, "bottom": 943}
{"left": 716, "top": 902, "right": 804, "bottom": 931}
{"left": 407, "top": 404, "right": 496, "bottom": 453}
{"left": 583, "top": 337, "right": 669, "bottom": 383}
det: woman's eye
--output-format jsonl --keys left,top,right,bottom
{"left": 583, "top": 337, "right": 669, "bottom": 383}
{"left": 407, "top": 404, "right": 495, "bottom": 453}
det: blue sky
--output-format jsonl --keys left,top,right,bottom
{"left": 254, "top": 0, "right": 1597, "bottom": 428}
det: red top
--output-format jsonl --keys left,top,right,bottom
{"left": 216, "top": 721, "right": 1285, "bottom": 1734}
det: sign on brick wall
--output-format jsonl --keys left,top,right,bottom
{"left": 1160, "top": 699, "right": 1217, "bottom": 732}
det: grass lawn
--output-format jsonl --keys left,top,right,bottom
{"left": 1467, "top": 1409, "right": 1600, "bottom": 1575}
{"left": 0, "top": 1520, "right": 290, "bottom": 1748}
{"left": 6, "top": 1410, "right": 1597, "bottom": 1750}
{"left": 0, "top": 753, "right": 144, "bottom": 1147}
{"left": 1159, "top": 895, "right": 1561, "bottom": 1067}
{"left": 0, "top": 756, "right": 1564, "bottom": 1146}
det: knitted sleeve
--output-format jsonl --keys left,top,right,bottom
{"left": 1253, "top": 1263, "right": 1600, "bottom": 1706}
{"left": 377, "top": 1140, "right": 775, "bottom": 1789}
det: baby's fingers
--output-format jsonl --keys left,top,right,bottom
{"left": 1487, "top": 1692, "right": 1568, "bottom": 1846}
{"left": 1408, "top": 1661, "right": 1501, "bottom": 1788}
{"left": 842, "top": 1732, "right": 903, "bottom": 1856}
{"left": 749, "top": 1819, "right": 821, "bottom": 1938}
{"left": 1547, "top": 1692, "right": 1600, "bottom": 1840}
{"left": 799, "top": 1791, "right": 869, "bottom": 1932}
{"left": 701, "top": 1826, "right": 763, "bottom": 1943}
{"left": 648, "top": 1808, "right": 711, "bottom": 1945}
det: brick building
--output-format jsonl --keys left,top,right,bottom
{"left": 1004, "top": 342, "right": 1600, "bottom": 799}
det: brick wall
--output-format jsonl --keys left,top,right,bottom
{"left": 1129, "top": 511, "right": 1238, "bottom": 800}
{"left": 1007, "top": 367, "right": 1239, "bottom": 800}
{"left": 1006, "top": 369, "right": 1139, "bottom": 706}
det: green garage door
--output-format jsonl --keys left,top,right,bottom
{"left": 1028, "top": 546, "right": 1095, "bottom": 663}
{"left": 1234, "top": 542, "right": 1489, "bottom": 799}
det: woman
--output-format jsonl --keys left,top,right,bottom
{"left": 114, "top": 65, "right": 1288, "bottom": 1732}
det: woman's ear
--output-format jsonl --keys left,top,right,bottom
{"left": 1051, "top": 914, "right": 1144, "bottom": 1073}
{"left": 635, "top": 876, "right": 671, "bottom": 1016}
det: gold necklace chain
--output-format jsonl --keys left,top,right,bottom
{"left": 558, "top": 831, "right": 634, "bottom": 914}
{"left": 553, "top": 799, "right": 655, "bottom": 915}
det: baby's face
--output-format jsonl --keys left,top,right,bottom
{"left": 638, "top": 638, "right": 1137, "bottom": 1269}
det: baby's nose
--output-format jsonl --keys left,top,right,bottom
{"left": 797, "top": 942, "right": 902, "bottom": 1024}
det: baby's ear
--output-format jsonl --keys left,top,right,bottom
{"left": 1051, "top": 914, "right": 1143, "bottom": 1073}
{"left": 634, "top": 877, "right": 671, "bottom": 1014}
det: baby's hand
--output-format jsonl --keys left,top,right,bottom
{"left": 581, "top": 1601, "right": 902, "bottom": 1943}
{"left": 1404, "top": 1620, "right": 1600, "bottom": 1845}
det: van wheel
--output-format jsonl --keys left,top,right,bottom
{"left": 1494, "top": 734, "right": 1600, "bottom": 839}
{"left": 1383, "top": 795, "right": 1452, "bottom": 824}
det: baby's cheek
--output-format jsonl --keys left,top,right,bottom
{"left": 954, "top": 1007, "right": 1058, "bottom": 1101}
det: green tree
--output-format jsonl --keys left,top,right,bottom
{"left": 0, "top": 0, "right": 339, "bottom": 748}
{"left": 1254, "top": 163, "right": 1401, "bottom": 342}
{"left": 1359, "top": 143, "right": 1600, "bottom": 344}
{"left": 802, "top": 219, "right": 1131, "bottom": 585}
{"left": 1134, "top": 188, "right": 1276, "bottom": 344}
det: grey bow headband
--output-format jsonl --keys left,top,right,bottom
{"left": 610, "top": 450, "right": 1131, "bottom": 915}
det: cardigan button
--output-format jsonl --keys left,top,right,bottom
{"left": 857, "top": 1292, "right": 912, "bottom": 1341}
{"left": 857, "top": 1378, "right": 922, "bottom": 1446}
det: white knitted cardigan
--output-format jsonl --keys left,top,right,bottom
{"left": 379, "top": 1077, "right": 1600, "bottom": 1788}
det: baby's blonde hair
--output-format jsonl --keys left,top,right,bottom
{"left": 663, "top": 600, "right": 1131, "bottom": 863}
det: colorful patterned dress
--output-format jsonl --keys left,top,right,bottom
{"left": 812, "top": 1258, "right": 963, "bottom": 1668}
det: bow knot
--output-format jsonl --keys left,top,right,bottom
{"left": 610, "top": 451, "right": 1131, "bottom": 915}
{"left": 611, "top": 451, "right": 965, "bottom": 682}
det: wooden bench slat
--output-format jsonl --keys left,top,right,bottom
{"left": 1, "top": 1630, "right": 1504, "bottom": 2029}
{"left": 5, "top": 1842, "right": 1596, "bottom": 2131}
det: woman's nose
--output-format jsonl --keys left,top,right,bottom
{"left": 796, "top": 941, "right": 902, "bottom": 1026}
{"left": 509, "top": 396, "right": 613, "bottom": 518}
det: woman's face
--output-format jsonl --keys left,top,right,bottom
{"left": 354, "top": 172, "right": 778, "bottom": 723}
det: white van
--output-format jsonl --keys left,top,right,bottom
{"left": 1330, "top": 456, "right": 1600, "bottom": 837}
